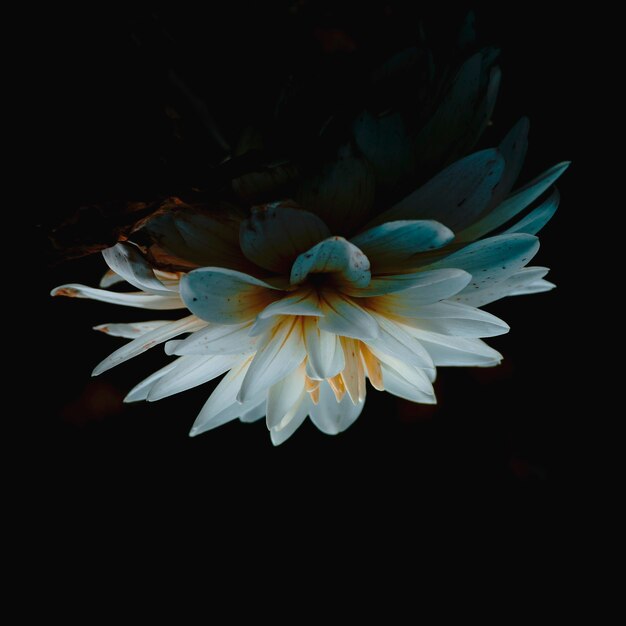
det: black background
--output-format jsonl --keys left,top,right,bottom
{"left": 26, "top": 2, "right": 604, "bottom": 510}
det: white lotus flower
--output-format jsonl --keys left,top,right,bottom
{"left": 52, "top": 121, "right": 568, "bottom": 444}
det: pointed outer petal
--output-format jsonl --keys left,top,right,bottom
{"left": 327, "top": 374, "right": 347, "bottom": 402}
{"left": 148, "top": 354, "right": 241, "bottom": 401}
{"left": 370, "top": 149, "right": 504, "bottom": 233}
{"left": 369, "top": 349, "right": 435, "bottom": 403}
{"left": 239, "top": 401, "right": 267, "bottom": 423}
{"left": 93, "top": 321, "right": 170, "bottom": 339}
{"left": 490, "top": 117, "right": 530, "bottom": 206}
{"left": 349, "top": 220, "right": 455, "bottom": 273}
{"left": 508, "top": 278, "right": 555, "bottom": 296}
{"left": 412, "top": 54, "right": 483, "bottom": 168}
{"left": 352, "top": 110, "right": 416, "bottom": 187}
{"left": 146, "top": 210, "right": 254, "bottom": 271}
{"left": 51, "top": 284, "right": 185, "bottom": 310}
{"left": 345, "top": 268, "right": 471, "bottom": 299}
{"left": 258, "top": 289, "right": 324, "bottom": 319}
{"left": 180, "top": 267, "right": 282, "bottom": 324}
{"left": 92, "top": 316, "right": 205, "bottom": 376}
{"left": 427, "top": 234, "right": 540, "bottom": 294}
{"left": 100, "top": 269, "right": 124, "bottom": 288}
{"left": 403, "top": 327, "right": 502, "bottom": 367}
{"left": 270, "top": 397, "right": 311, "bottom": 446}
{"left": 338, "top": 337, "right": 366, "bottom": 404}
{"left": 363, "top": 313, "right": 435, "bottom": 371}
{"left": 504, "top": 189, "right": 559, "bottom": 235}
{"left": 237, "top": 317, "right": 307, "bottom": 403}
{"left": 290, "top": 237, "right": 371, "bottom": 288}
{"left": 165, "top": 321, "right": 258, "bottom": 356}
{"left": 124, "top": 360, "right": 180, "bottom": 403}
{"left": 398, "top": 301, "right": 509, "bottom": 338}
{"left": 190, "top": 357, "right": 254, "bottom": 435}
{"left": 359, "top": 343, "right": 384, "bottom": 391}
{"left": 309, "top": 381, "right": 365, "bottom": 435}
{"left": 452, "top": 267, "right": 549, "bottom": 307}
{"left": 102, "top": 243, "right": 172, "bottom": 294}
{"left": 192, "top": 395, "right": 267, "bottom": 437}
{"left": 266, "top": 363, "right": 307, "bottom": 431}
{"left": 295, "top": 144, "right": 375, "bottom": 235}
{"left": 458, "top": 162, "right": 570, "bottom": 241}
{"left": 239, "top": 204, "right": 331, "bottom": 273}
{"left": 317, "top": 292, "right": 380, "bottom": 341}
{"left": 303, "top": 318, "right": 344, "bottom": 380}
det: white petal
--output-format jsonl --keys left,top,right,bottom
{"left": 399, "top": 301, "right": 509, "bottom": 337}
{"left": 240, "top": 402, "right": 267, "bottom": 423}
{"left": 427, "top": 234, "right": 540, "bottom": 292}
{"left": 504, "top": 189, "right": 559, "bottom": 235}
{"left": 459, "top": 161, "right": 570, "bottom": 241}
{"left": 303, "top": 318, "right": 344, "bottom": 380}
{"left": 490, "top": 117, "right": 529, "bottom": 205}
{"left": 348, "top": 268, "right": 471, "bottom": 299}
{"left": 99, "top": 269, "right": 124, "bottom": 288}
{"left": 180, "top": 267, "right": 282, "bottom": 324}
{"left": 102, "top": 243, "right": 172, "bottom": 294}
{"left": 51, "top": 284, "right": 185, "bottom": 310}
{"left": 94, "top": 320, "right": 170, "bottom": 339}
{"left": 508, "top": 278, "right": 555, "bottom": 296}
{"left": 370, "top": 149, "right": 504, "bottom": 232}
{"left": 165, "top": 321, "right": 258, "bottom": 356}
{"left": 266, "top": 363, "right": 307, "bottom": 431}
{"left": 124, "top": 360, "right": 180, "bottom": 403}
{"left": 380, "top": 363, "right": 436, "bottom": 404}
{"left": 237, "top": 317, "right": 306, "bottom": 403}
{"left": 364, "top": 314, "right": 435, "bottom": 370}
{"left": 258, "top": 289, "right": 324, "bottom": 319}
{"left": 371, "top": 349, "right": 435, "bottom": 398}
{"left": 148, "top": 354, "right": 241, "bottom": 401}
{"left": 240, "top": 203, "right": 331, "bottom": 272}
{"left": 270, "top": 397, "right": 311, "bottom": 446}
{"left": 452, "top": 266, "right": 549, "bottom": 307}
{"left": 317, "top": 292, "right": 380, "bottom": 341}
{"left": 350, "top": 220, "right": 454, "bottom": 272}
{"left": 291, "top": 237, "right": 371, "bottom": 288}
{"left": 338, "top": 337, "right": 366, "bottom": 404}
{"left": 405, "top": 328, "right": 502, "bottom": 367}
{"left": 309, "top": 382, "right": 365, "bottom": 435}
{"left": 92, "top": 316, "right": 205, "bottom": 376}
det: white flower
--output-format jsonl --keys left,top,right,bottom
{"left": 52, "top": 122, "right": 568, "bottom": 444}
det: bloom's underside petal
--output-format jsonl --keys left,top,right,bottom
{"left": 317, "top": 292, "right": 380, "bottom": 341}
{"left": 452, "top": 266, "right": 550, "bottom": 307}
{"left": 180, "top": 267, "right": 282, "bottom": 324}
{"left": 303, "top": 318, "right": 344, "bottom": 380}
{"left": 508, "top": 278, "right": 555, "bottom": 296}
{"left": 148, "top": 354, "right": 240, "bottom": 401}
{"left": 51, "top": 284, "right": 185, "bottom": 310}
{"left": 239, "top": 402, "right": 267, "bottom": 423}
{"left": 490, "top": 117, "right": 530, "bottom": 206}
{"left": 350, "top": 220, "right": 454, "bottom": 273}
{"left": 405, "top": 328, "right": 502, "bottom": 367}
{"left": 371, "top": 350, "right": 435, "bottom": 403}
{"left": 266, "top": 363, "right": 306, "bottom": 431}
{"left": 258, "top": 290, "right": 324, "bottom": 319}
{"left": 239, "top": 204, "right": 331, "bottom": 273}
{"left": 309, "top": 382, "right": 365, "bottom": 435}
{"left": 295, "top": 145, "right": 375, "bottom": 234}
{"left": 398, "top": 301, "right": 510, "bottom": 337}
{"left": 372, "top": 149, "right": 504, "bottom": 232}
{"left": 458, "top": 162, "right": 570, "bottom": 241}
{"left": 359, "top": 342, "right": 384, "bottom": 391}
{"left": 93, "top": 320, "right": 170, "bottom": 339}
{"left": 364, "top": 314, "right": 435, "bottom": 371}
{"left": 92, "top": 316, "right": 206, "bottom": 376}
{"left": 100, "top": 269, "right": 125, "bottom": 288}
{"left": 237, "top": 317, "right": 306, "bottom": 403}
{"left": 270, "top": 398, "right": 310, "bottom": 445}
{"left": 503, "top": 189, "right": 559, "bottom": 236}
{"left": 165, "top": 321, "right": 257, "bottom": 356}
{"left": 102, "top": 243, "right": 173, "bottom": 295}
{"left": 353, "top": 110, "right": 415, "bottom": 187}
{"left": 124, "top": 360, "right": 180, "bottom": 403}
{"left": 427, "top": 233, "right": 540, "bottom": 293}
{"left": 348, "top": 268, "right": 471, "bottom": 299}
{"left": 339, "top": 337, "right": 366, "bottom": 404}
{"left": 290, "top": 237, "right": 371, "bottom": 288}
